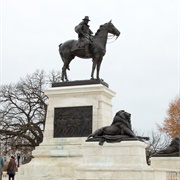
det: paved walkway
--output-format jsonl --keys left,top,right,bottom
{"left": 2, "top": 172, "right": 18, "bottom": 180}
{"left": 2, "top": 172, "right": 8, "bottom": 179}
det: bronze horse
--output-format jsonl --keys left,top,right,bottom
{"left": 59, "top": 20, "right": 120, "bottom": 81}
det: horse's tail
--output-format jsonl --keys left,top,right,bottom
{"left": 58, "top": 43, "right": 70, "bottom": 71}
{"left": 58, "top": 43, "right": 63, "bottom": 61}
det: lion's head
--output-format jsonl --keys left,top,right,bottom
{"left": 115, "top": 110, "right": 131, "bottom": 122}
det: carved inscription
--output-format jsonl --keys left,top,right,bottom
{"left": 54, "top": 106, "right": 92, "bottom": 137}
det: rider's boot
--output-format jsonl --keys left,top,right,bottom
{"left": 85, "top": 44, "right": 90, "bottom": 57}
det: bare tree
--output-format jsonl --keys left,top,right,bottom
{"left": 145, "top": 130, "right": 171, "bottom": 165}
{"left": 0, "top": 69, "right": 61, "bottom": 152}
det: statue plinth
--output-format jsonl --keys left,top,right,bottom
{"left": 52, "top": 79, "right": 109, "bottom": 88}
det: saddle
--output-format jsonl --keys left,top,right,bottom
{"left": 71, "top": 39, "right": 86, "bottom": 51}
{"left": 71, "top": 39, "right": 93, "bottom": 58}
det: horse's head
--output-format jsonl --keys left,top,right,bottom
{"left": 105, "top": 20, "right": 120, "bottom": 38}
{"left": 94, "top": 20, "right": 120, "bottom": 39}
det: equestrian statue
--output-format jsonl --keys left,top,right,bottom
{"left": 59, "top": 16, "right": 120, "bottom": 81}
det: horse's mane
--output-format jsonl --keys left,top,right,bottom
{"left": 94, "top": 24, "right": 107, "bottom": 36}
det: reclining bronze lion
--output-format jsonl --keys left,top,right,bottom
{"left": 87, "top": 110, "right": 149, "bottom": 145}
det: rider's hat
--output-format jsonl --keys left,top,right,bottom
{"left": 83, "top": 16, "right": 90, "bottom": 21}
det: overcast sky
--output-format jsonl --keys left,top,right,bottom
{"left": 0, "top": 0, "right": 179, "bottom": 133}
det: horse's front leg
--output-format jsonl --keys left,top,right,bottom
{"left": 96, "top": 57, "right": 103, "bottom": 80}
{"left": 91, "top": 58, "right": 97, "bottom": 79}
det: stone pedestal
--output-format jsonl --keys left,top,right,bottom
{"left": 151, "top": 157, "right": 180, "bottom": 171}
{"left": 151, "top": 157, "right": 180, "bottom": 179}
{"left": 76, "top": 141, "right": 154, "bottom": 180}
{"left": 43, "top": 83, "right": 116, "bottom": 144}
{"left": 16, "top": 138, "right": 84, "bottom": 180}
{"left": 17, "top": 83, "right": 115, "bottom": 180}
{"left": 17, "top": 82, "right": 168, "bottom": 180}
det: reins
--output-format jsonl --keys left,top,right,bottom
{"left": 85, "top": 34, "right": 118, "bottom": 44}
{"left": 107, "top": 35, "right": 118, "bottom": 44}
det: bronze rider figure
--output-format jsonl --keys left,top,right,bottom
{"left": 75, "top": 16, "right": 93, "bottom": 57}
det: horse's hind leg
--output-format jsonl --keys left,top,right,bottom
{"left": 61, "top": 60, "right": 70, "bottom": 81}
{"left": 61, "top": 67, "right": 65, "bottom": 81}
{"left": 64, "top": 69, "right": 68, "bottom": 81}
{"left": 61, "top": 56, "right": 73, "bottom": 81}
